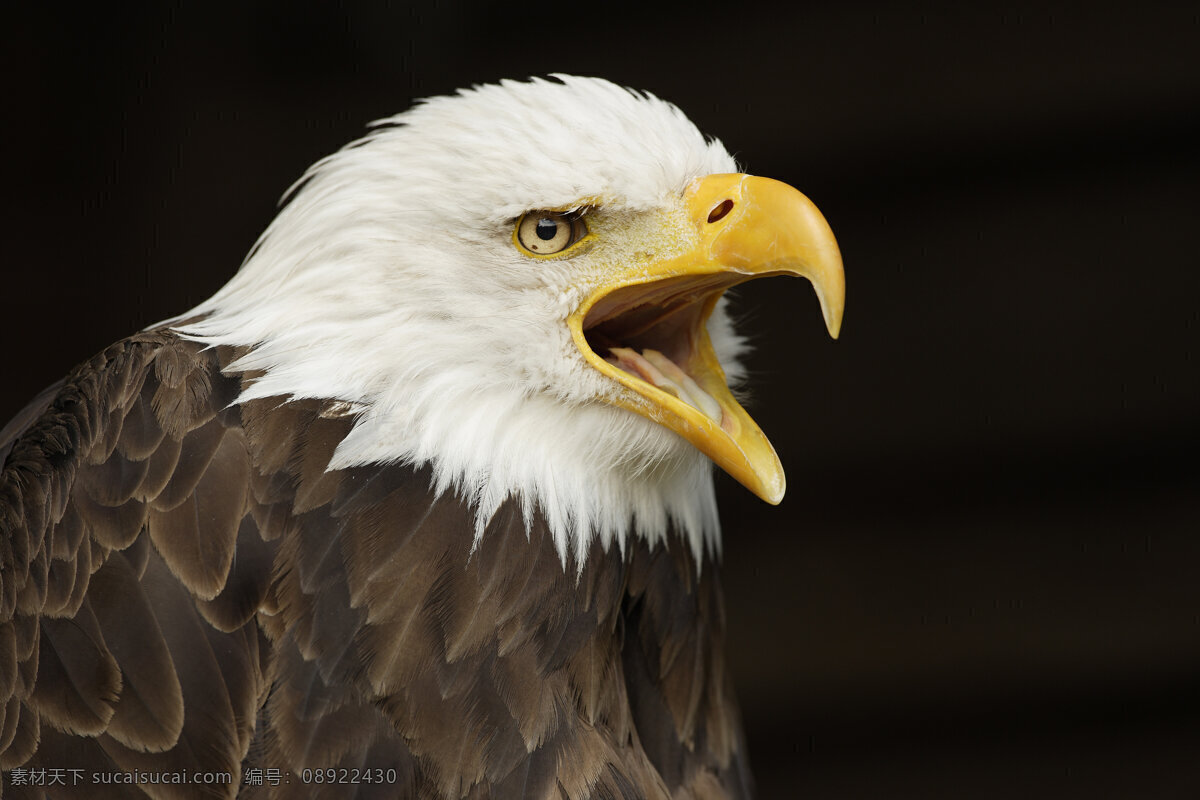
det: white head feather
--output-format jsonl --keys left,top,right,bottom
{"left": 171, "top": 75, "right": 747, "bottom": 566}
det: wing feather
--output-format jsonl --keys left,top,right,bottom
{"left": 149, "top": 417, "right": 226, "bottom": 513}
{"left": 33, "top": 606, "right": 122, "bottom": 737}
{"left": 114, "top": 384, "right": 166, "bottom": 462}
{"left": 87, "top": 552, "right": 185, "bottom": 753}
{"left": 76, "top": 448, "right": 151, "bottom": 507}
{"left": 3, "top": 698, "right": 40, "bottom": 769}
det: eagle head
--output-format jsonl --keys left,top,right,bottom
{"left": 174, "top": 75, "right": 844, "bottom": 565}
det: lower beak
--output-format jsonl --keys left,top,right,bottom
{"left": 568, "top": 173, "right": 844, "bottom": 503}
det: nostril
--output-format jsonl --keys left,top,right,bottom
{"left": 707, "top": 199, "right": 734, "bottom": 223}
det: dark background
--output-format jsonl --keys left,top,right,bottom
{"left": 6, "top": 2, "right": 1200, "bottom": 796}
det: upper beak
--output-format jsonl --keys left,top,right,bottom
{"left": 568, "top": 173, "right": 844, "bottom": 503}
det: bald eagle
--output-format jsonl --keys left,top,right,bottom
{"left": 0, "top": 76, "right": 843, "bottom": 798}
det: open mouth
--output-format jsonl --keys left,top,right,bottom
{"left": 580, "top": 273, "right": 746, "bottom": 431}
{"left": 564, "top": 172, "right": 844, "bottom": 504}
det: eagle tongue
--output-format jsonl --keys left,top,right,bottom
{"left": 606, "top": 347, "right": 724, "bottom": 424}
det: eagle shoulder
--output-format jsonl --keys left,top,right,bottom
{"left": 0, "top": 330, "right": 268, "bottom": 792}
{"left": 0, "top": 331, "right": 751, "bottom": 799}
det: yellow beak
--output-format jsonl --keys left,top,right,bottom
{"left": 568, "top": 173, "right": 844, "bottom": 503}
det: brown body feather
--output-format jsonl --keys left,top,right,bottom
{"left": 0, "top": 332, "right": 752, "bottom": 798}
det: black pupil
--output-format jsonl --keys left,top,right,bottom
{"left": 535, "top": 218, "right": 560, "bottom": 241}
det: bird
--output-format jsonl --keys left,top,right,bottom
{"left": 0, "top": 75, "right": 843, "bottom": 799}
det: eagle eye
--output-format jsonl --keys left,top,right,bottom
{"left": 515, "top": 211, "right": 587, "bottom": 256}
